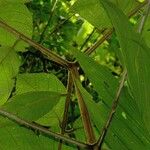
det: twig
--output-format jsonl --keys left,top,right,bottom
{"left": 49, "top": 14, "right": 74, "bottom": 36}
{"left": 80, "top": 28, "right": 96, "bottom": 50}
{"left": 84, "top": 28, "right": 113, "bottom": 55}
{"left": 39, "top": 0, "right": 58, "bottom": 43}
{"left": 96, "top": 69, "right": 127, "bottom": 149}
{"left": 58, "top": 71, "right": 74, "bottom": 150}
{"left": 128, "top": 1, "right": 147, "bottom": 18}
{"left": 84, "top": 1, "right": 147, "bottom": 55}
{"left": 0, "top": 108, "right": 89, "bottom": 149}
{"left": 0, "top": 20, "right": 70, "bottom": 68}
{"left": 70, "top": 66, "right": 96, "bottom": 145}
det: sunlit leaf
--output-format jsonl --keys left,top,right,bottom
{"left": 71, "top": 0, "right": 139, "bottom": 29}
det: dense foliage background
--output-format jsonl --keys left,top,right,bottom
{"left": 0, "top": 0, "right": 150, "bottom": 149}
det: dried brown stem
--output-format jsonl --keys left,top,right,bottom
{"left": 58, "top": 71, "right": 74, "bottom": 150}
{"left": 70, "top": 66, "right": 96, "bottom": 145}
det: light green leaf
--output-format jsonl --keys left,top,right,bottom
{"left": 0, "top": 46, "right": 20, "bottom": 105}
{"left": 2, "top": 91, "right": 61, "bottom": 121}
{"left": 16, "top": 73, "right": 66, "bottom": 126}
{"left": 71, "top": 0, "right": 139, "bottom": 29}
{"left": 75, "top": 20, "right": 94, "bottom": 46}
{"left": 140, "top": 15, "right": 150, "bottom": 47}
{"left": 71, "top": 0, "right": 111, "bottom": 29}
{"left": 0, "top": 0, "right": 32, "bottom": 51}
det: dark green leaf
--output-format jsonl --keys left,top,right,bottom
{"left": 15, "top": 73, "right": 66, "bottom": 126}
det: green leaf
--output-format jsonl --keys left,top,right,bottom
{"left": 74, "top": 51, "right": 150, "bottom": 149}
{"left": 16, "top": 73, "right": 66, "bottom": 126}
{"left": 75, "top": 20, "right": 94, "bottom": 46}
{"left": 0, "top": 46, "right": 20, "bottom": 105}
{"left": 140, "top": 15, "right": 150, "bottom": 47}
{"left": 71, "top": 0, "right": 139, "bottom": 29}
{"left": 0, "top": 117, "right": 66, "bottom": 150}
{"left": 2, "top": 91, "right": 61, "bottom": 121}
{"left": 74, "top": 50, "right": 119, "bottom": 104}
{"left": 0, "top": 0, "right": 32, "bottom": 51}
{"left": 73, "top": 0, "right": 150, "bottom": 147}
{"left": 16, "top": 73, "right": 66, "bottom": 94}
{"left": 0, "top": 0, "right": 30, "bottom": 4}
{"left": 100, "top": 0, "right": 150, "bottom": 133}
{"left": 71, "top": 0, "right": 111, "bottom": 29}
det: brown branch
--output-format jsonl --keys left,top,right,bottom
{"left": 0, "top": 20, "right": 70, "bottom": 68}
{"left": 0, "top": 108, "right": 89, "bottom": 149}
{"left": 70, "top": 66, "right": 96, "bottom": 145}
{"left": 84, "top": 1, "right": 147, "bottom": 55}
{"left": 96, "top": 69, "right": 127, "bottom": 149}
{"left": 84, "top": 28, "right": 113, "bottom": 55}
{"left": 58, "top": 71, "right": 74, "bottom": 150}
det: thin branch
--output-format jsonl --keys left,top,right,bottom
{"left": 138, "top": 0, "right": 150, "bottom": 33}
{"left": 128, "top": 1, "right": 147, "bottom": 18}
{"left": 0, "top": 19, "right": 70, "bottom": 68}
{"left": 58, "top": 71, "right": 74, "bottom": 150}
{"left": 0, "top": 108, "right": 89, "bottom": 149}
{"left": 49, "top": 14, "right": 74, "bottom": 36}
{"left": 80, "top": 28, "right": 96, "bottom": 50}
{"left": 39, "top": 0, "right": 58, "bottom": 43}
{"left": 84, "top": 29, "right": 113, "bottom": 55}
{"left": 96, "top": 69, "right": 127, "bottom": 149}
{"left": 70, "top": 66, "right": 96, "bottom": 145}
{"left": 84, "top": 1, "right": 147, "bottom": 55}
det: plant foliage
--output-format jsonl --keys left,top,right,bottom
{"left": 0, "top": 0, "right": 150, "bottom": 149}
